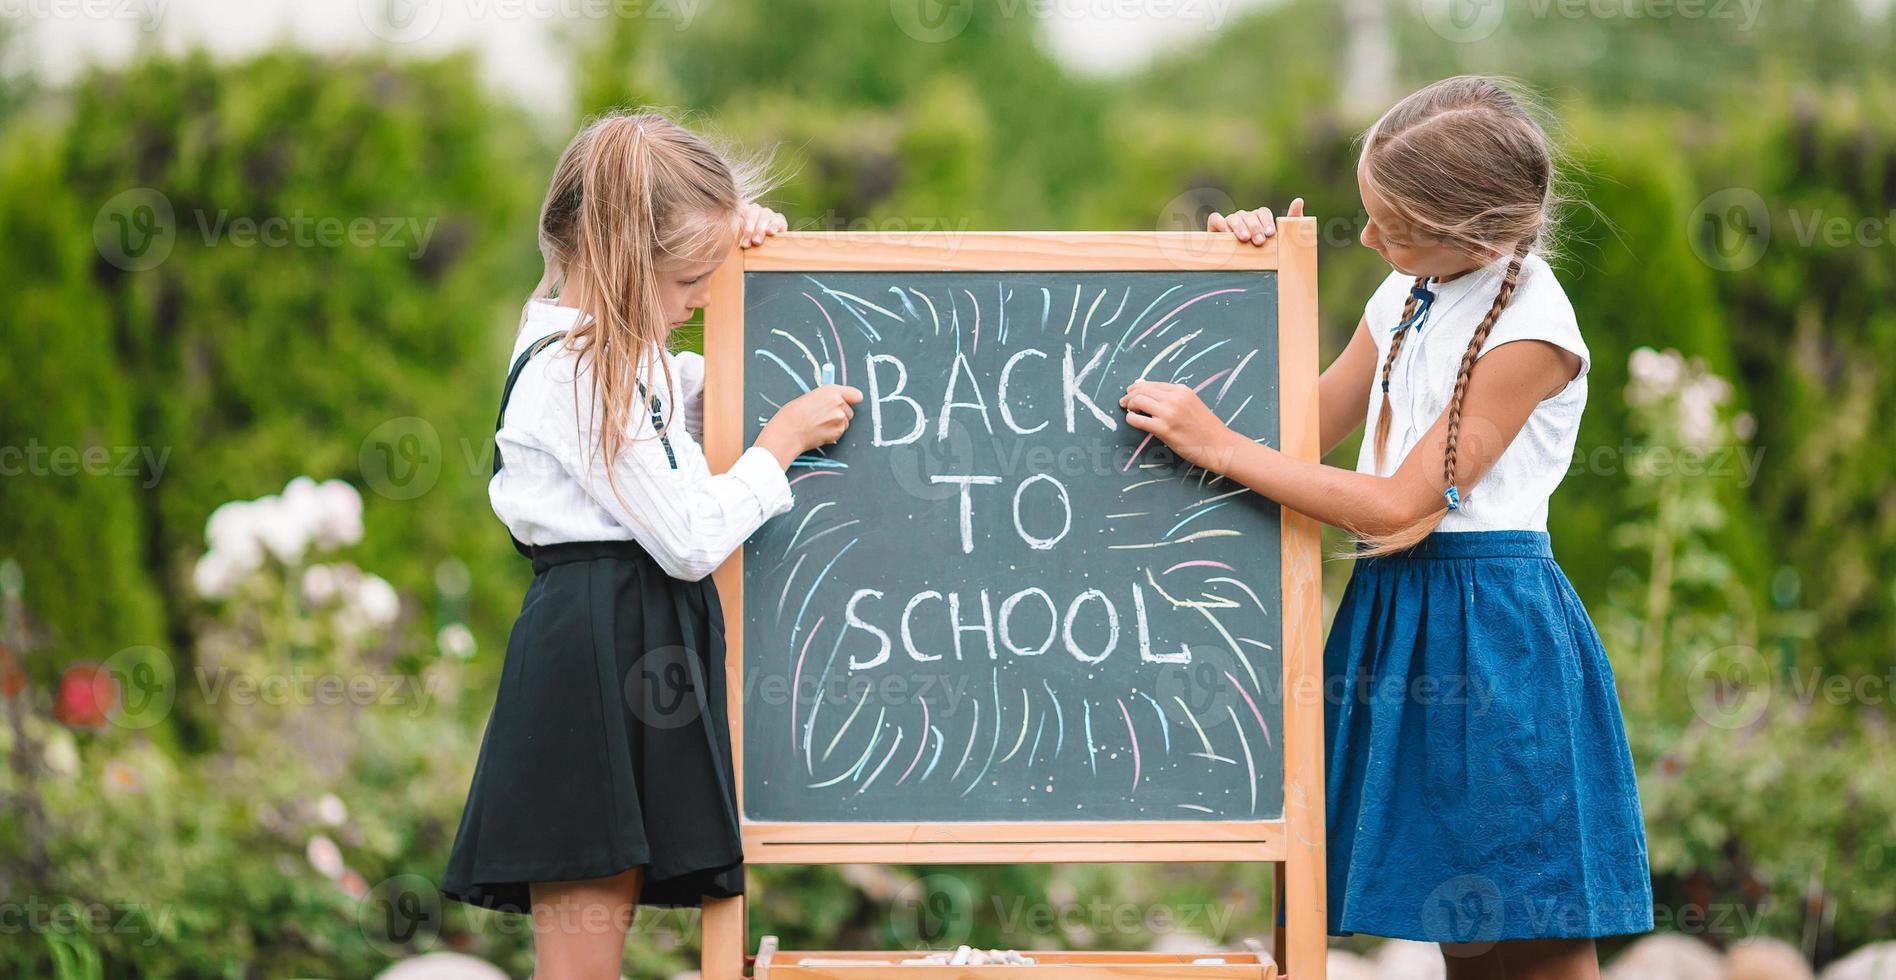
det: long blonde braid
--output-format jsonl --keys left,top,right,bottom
{"left": 1356, "top": 242, "right": 1534, "bottom": 558}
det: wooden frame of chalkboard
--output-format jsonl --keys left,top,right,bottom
{"left": 700, "top": 226, "right": 1323, "bottom": 980}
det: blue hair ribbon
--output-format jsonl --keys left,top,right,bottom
{"left": 1395, "top": 282, "right": 1437, "bottom": 333}
{"left": 1443, "top": 485, "right": 1461, "bottom": 512}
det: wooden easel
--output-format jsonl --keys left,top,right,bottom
{"left": 701, "top": 225, "right": 1325, "bottom": 979}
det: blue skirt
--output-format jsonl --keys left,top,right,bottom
{"left": 1323, "top": 531, "right": 1653, "bottom": 942}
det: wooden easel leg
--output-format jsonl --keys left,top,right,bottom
{"left": 702, "top": 894, "right": 747, "bottom": 980}
{"left": 1273, "top": 862, "right": 1288, "bottom": 969}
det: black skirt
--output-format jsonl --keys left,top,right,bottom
{"left": 440, "top": 540, "right": 745, "bottom": 913}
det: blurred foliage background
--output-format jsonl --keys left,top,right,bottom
{"left": 2, "top": 0, "right": 1894, "bottom": 975}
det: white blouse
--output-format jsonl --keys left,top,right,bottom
{"left": 1353, "top": 252, "right": 1590, "bottom": 533}
{"left": 489, "top": 299, "right": 794, "bottom": 580}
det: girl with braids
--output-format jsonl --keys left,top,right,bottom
{"left": 1124, "top": 76, "right": 1653, "bottom": 977}
{"left": 442, "top": 111, "right": 861, "bottom": 978}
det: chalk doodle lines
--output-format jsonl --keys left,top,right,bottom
{"left": 742, "top": 272, "right": 1284, "bottom": 822}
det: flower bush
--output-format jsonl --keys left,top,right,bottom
{"left": 0, "top": 478, "right": 591, "bottom": 978}
{"left": 1605, "top": 349, "right": 1896, "bottom": 959}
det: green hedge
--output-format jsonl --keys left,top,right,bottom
{"left": 3, "top": 50, "right": 547, "bottom": 703}
{"left": 4, "top": 0, "right": 1895, "bottom": 965}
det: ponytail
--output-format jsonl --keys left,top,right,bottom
{"left": 529, "top": 111, "right": 767, "bottom": 514}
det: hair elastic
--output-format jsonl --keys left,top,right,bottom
{"left": 1442, "top": 485, "right": 1461, "bottom": 511}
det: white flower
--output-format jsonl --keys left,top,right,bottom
{"left": 250, "top": 494, "right": 311, "bottom": 565}
{"left": 437, "top": 623, "right": 477, "bottom": 660}
{"left": 303, "top": 564, "right": 339, "bottom": 605}
{"left": 42, "top": 729, "right": 80, "bottom": 778}
{"left": 193, "top": 549, "right": 252, "bottom": 599}
{"left": 316, "top": 793, "right": 348, "bottom": 827}
{"left": 204, "top": 500, "right": 265, "bottom": 568}
{"left": 281, "top": 477, "right": 326, "bottom": 533}
{"left": 314, "top": 479, "right": 364, "bottom": 549}
{"left": 283, "top": 476, "right": 364, "bottom": 553}
{"left": 1626, "top": 347, "right": 1686, "bottom": 407}
{"left": 306, "top": 834, "right": 345, "bottom": 880}
{"left": 1678, "top": 385, "right": 1722, "bottom": 447}
{"left": 1689, "top": 373, "right": 1732, "bottom": 407}
{"left": 1675, "top": 370, "right": 1733, "bottom": 447}
{"left": 355, "top": 575, "right": 401, "bottom": 627}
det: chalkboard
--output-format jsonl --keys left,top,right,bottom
{"left": 734, "top": 267, "right": 1285, "bottom": 824}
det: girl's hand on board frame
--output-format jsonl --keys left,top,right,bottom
{"left": 1120, "top": 380, "right": 1244, "bottom": 472}
{"left": 1208, "top": 198, "right": 1305, "bottom": 246}
{"left": 737, "top": 202, "right": 789, "bottom": 248}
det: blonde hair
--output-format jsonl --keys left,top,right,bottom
{"left": 529, "top": 109, "right": 768, "bottom": 504}
{"left": 1354, "top": 76, "right": 1560, "bottom": 557}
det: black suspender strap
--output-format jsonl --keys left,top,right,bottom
{"left": 492, "top": 331, "right": 568, "bottom": 477}
{"left": 493, "top": 331, "right": 680, "bottom": 479}
{"left": 635, "top": 380, "right": 679, "bottom": 470}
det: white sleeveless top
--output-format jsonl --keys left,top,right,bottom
{"left": 1352, "top": 252, "right": 1590, "bottom": 533}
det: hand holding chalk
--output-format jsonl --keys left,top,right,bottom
{"left": 757, "top": 376, "right": 863, "bottom": 466}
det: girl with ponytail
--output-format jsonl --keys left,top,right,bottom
{"left": 442, "top": 111, "right": 861, "bottom": 978}
{"left": 1124, "top": 77, "right": 1653, "bottom": 976}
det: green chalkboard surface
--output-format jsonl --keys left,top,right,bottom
{"left": 739, "top": 270, "right": 1283, "bottom": 823}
